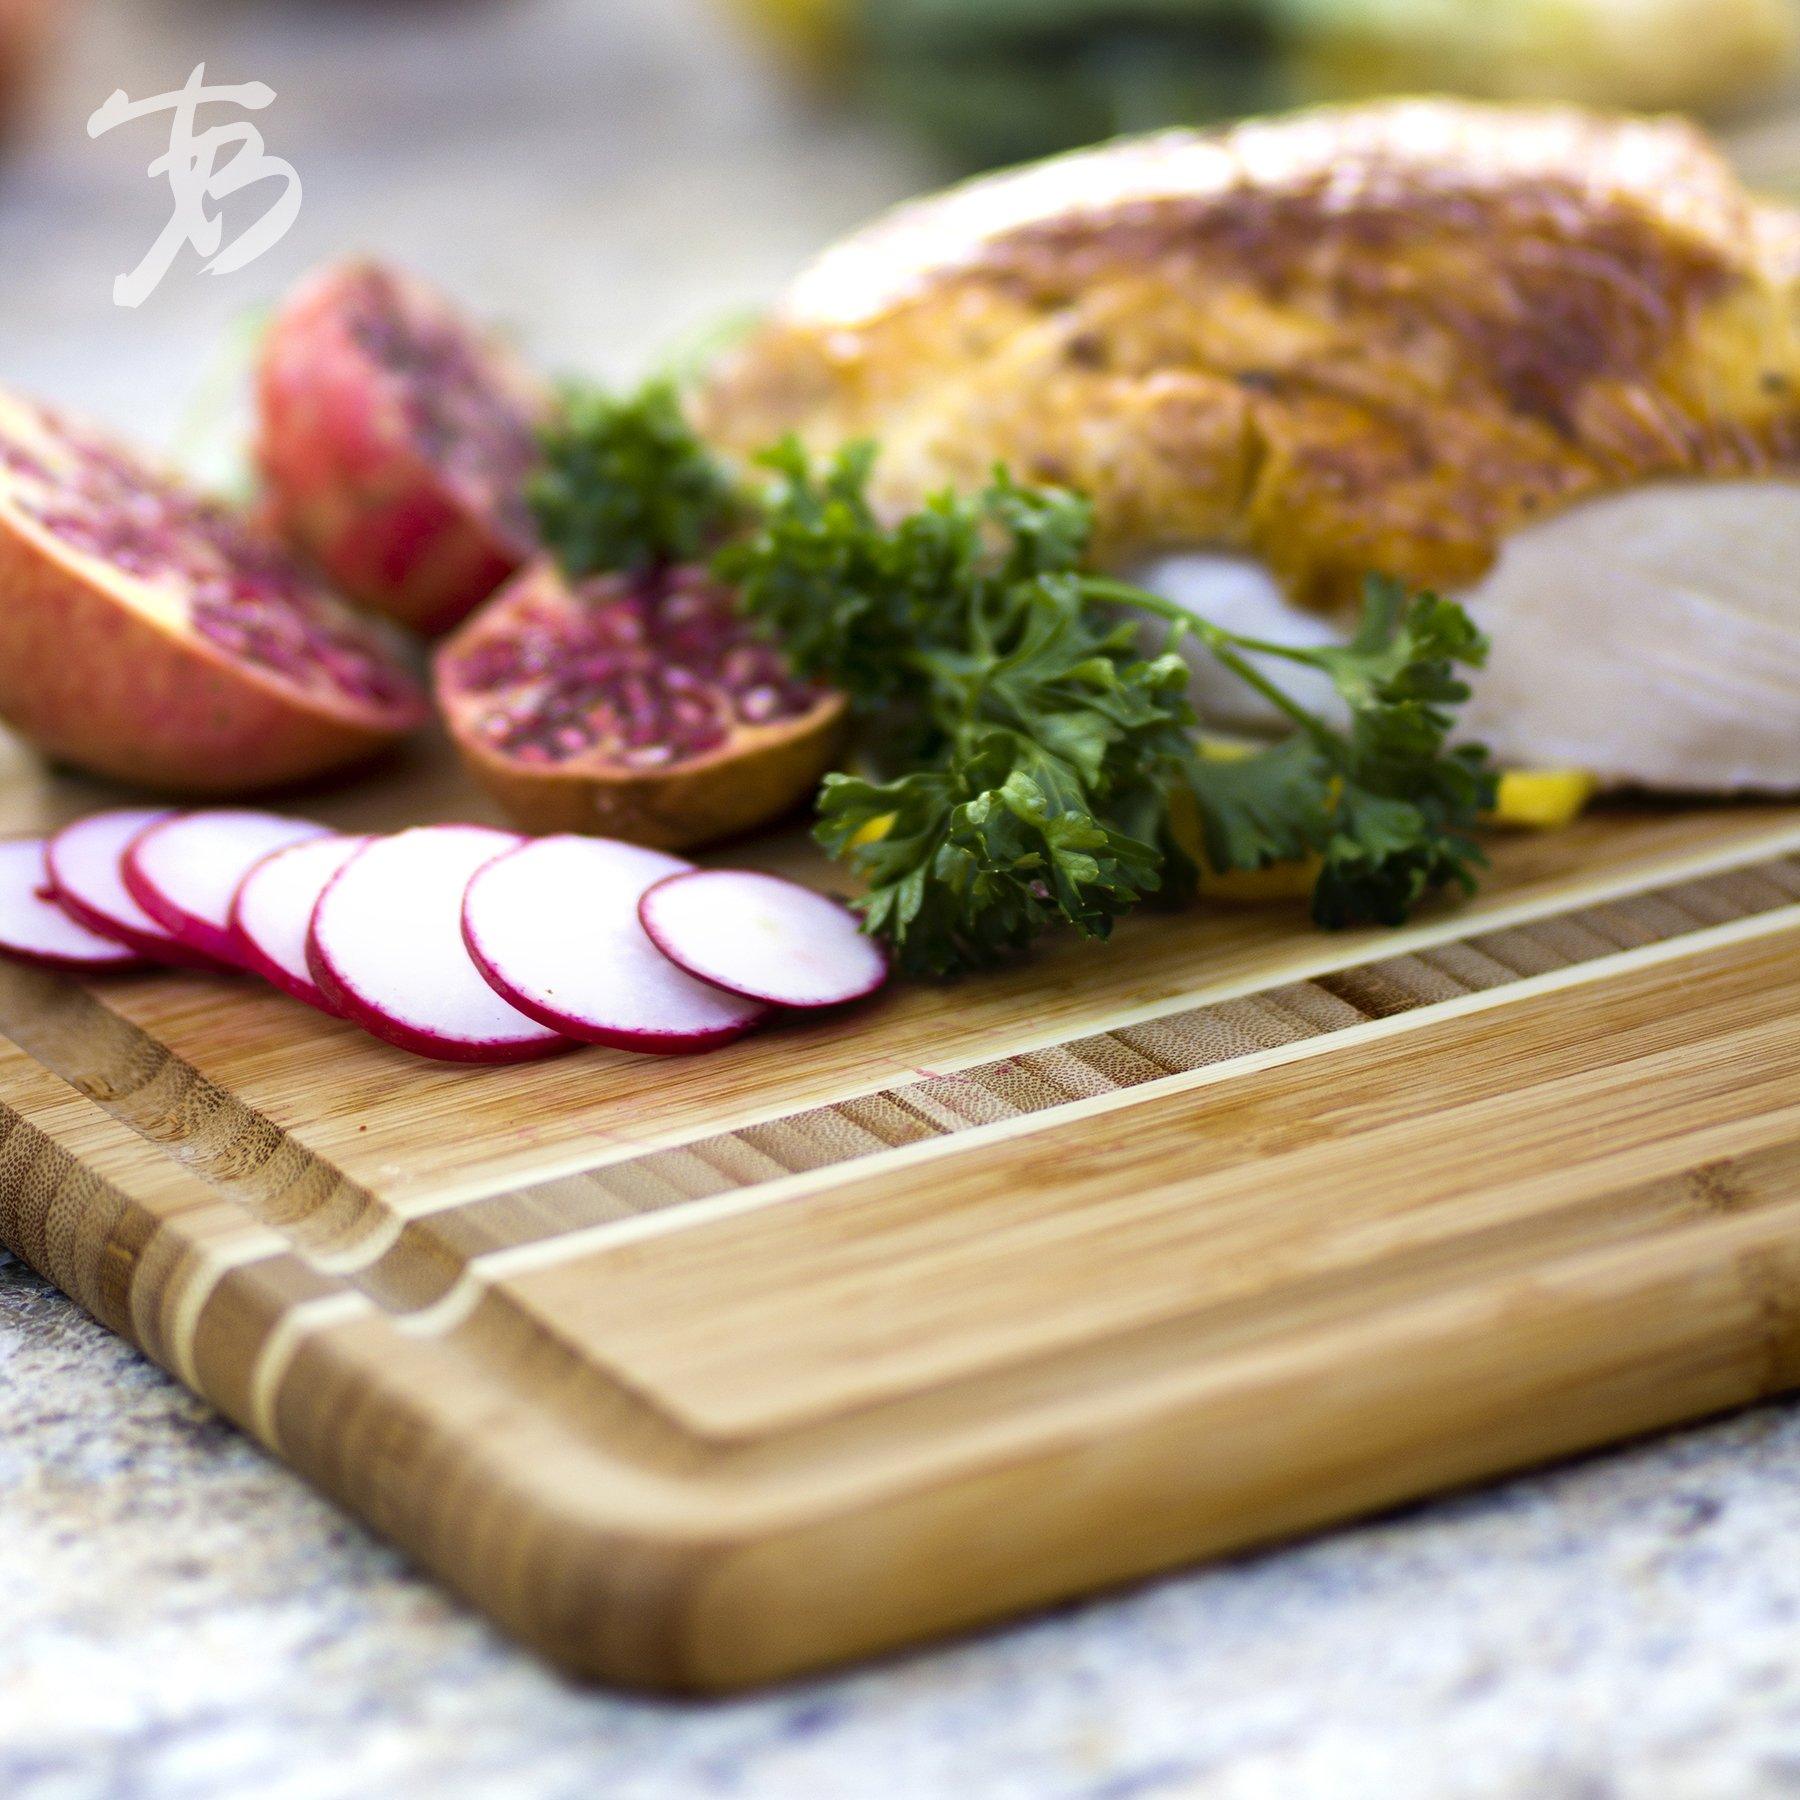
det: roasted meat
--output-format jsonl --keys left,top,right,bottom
{"left": 698, "top": 101, "right": 1800, "bottom": 791}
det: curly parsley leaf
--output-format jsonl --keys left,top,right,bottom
{"left": 817, "top": 745, "right": 1171, "bottom": 978}
{"left": 540, "top": 387, "right": 1497, "bottom": 974}
{"left": 1177, "top": 576, "right": 1498, "bottom": 927}
{"left": 1182, "top": 735, "right": 1334, "bottom": 876}
{"left": 721, "top": 446, "right": 1193, "bottom": 973}
{"left": 734, "top": 441, "right": 1495, "bottom": 969}
{"left": 529, "top": 379, "right": 740, "bottom": 579}
{"left": 800, "top": 563, "right": 1199, "bottom": 975}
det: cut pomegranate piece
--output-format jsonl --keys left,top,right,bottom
{"left": 639, "top": 868, "right": 889, "bottom": 1009}
{"left": 46, "top": 807, "right": 223, "bottom": 969}
{"left": 229, "top": 832, "right": 369, "bottom": 1012}
{"left": 0, "top": 838, "right": 143, "bottom": 971}
{"left": 433, "top": 561, "right": 847, "bottom": 849}
{"left": 256, "top": 261, "right": 547, "bottom": 635}
{"left": 124, "top": 809, "right": 331, "bottom": 968}
{"left": 0, "top": 388, "right": 429, "bottom": 793}
{"left": 463, "top": 835, "right": 767, "bottom": 1054}
{"left": 307, "top": 825, "right": 573, "bottom": 1062}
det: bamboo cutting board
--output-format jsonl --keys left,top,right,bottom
{"left": 3, "top": 725, "right": 1800, "bottom": 1690}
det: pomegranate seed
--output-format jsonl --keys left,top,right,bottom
{"left": 0, "top": 404, "right": 415, "bottom": 709}
{"left": 345, "top": 269, "right": 540, "bottom": 517}
{"left": 447, "top": 566, "right": 823, "bottom": 769}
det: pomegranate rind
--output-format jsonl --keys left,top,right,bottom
{"left": 123, "top": 809, "right": 332, "bottom": 969}
{"left": 307, "top": 824, "right": 574, "bottom": 1064}
{"left": 228, "top": 833, "right": 369, "bottom": 1014}
{"left": 0, "top": 391, "right": 430, "bottom": 794}
{"left": 256, "top": 261, "right": 546, "bottom": 635}
{"left": 638, "top": 867, "right": 890, "bottom": 1009}
{"left": 46, "top": 808, "right": 229, "bottom": 970}
{"left": 462, "top": 835, "right": 767, "bottom": 1054}
{"left": 433, "top": 562, "right": 848, "bottom": 851}
{"left": 0, "top": 837, "right": 144, "bottom": 972}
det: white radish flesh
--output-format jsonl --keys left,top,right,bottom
{"left": 0, "top": 838, "right": 143, "bottom": 971}
{"left": 638, "top": 868, "right": 888, "bottom": 1009}
{"left": 308, "top": 825, "right": 572, "bottom": 1063}
{"left": 126, "top": 810, "right": 331, "bottom": 967}
{"left": 463, "top": 836, "right": 767, "bottom": 1054}
{"left": 45, "top": 807, "right": 218, "bottom": 968}
{"left": 229, "top": 834, "right": 370, "bottom": 1013}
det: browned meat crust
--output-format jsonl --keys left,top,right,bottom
{"left": 696, "top": 101, "right": 1800, "bottom": 607}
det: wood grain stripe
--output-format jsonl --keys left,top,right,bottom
{"left": 493, "top": 927, "right": 1800, "bottom": 1439}
{"left": 269, "top": 810, "right": 1800, "bottom": 1227}
{"left": 9, "top": 851, "right": 1798, "bottom": 1387}
{"left": 0, "top": 962, "right": 384, "bottom": 1258}
{"left": 400, "top": 903, "right": 1800, "bottom": 1346}
{"left": 5, "top": 848, "right": 1797, "bottom": 1386}
{"left": 343, "top": 856, "right": 1800, "bottom": 1315}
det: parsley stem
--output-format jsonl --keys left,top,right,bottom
{"left": 1191, "top": 633, "right": 1334, "bottom": 743}
{"left": 1076, "top": 575, "right": 1330, "bottom": 745}
{"left": 1076, "top": 576, "right": 1194, "bottom": 638}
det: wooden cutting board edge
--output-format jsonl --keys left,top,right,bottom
{"left": 5, "top": 828, "right": 1800, "bottom": 1689}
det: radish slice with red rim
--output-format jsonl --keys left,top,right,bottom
{"left": 0, "top": 838, "right": 144, "bottom": 971}
{"left": 45, "top": 807, "right": 220, "bottom": 969}
{"left": 637, "top": 868, "right": 888, "bottom": 1009}
{"left": 125, "top": 810, "right": 332, "bottom": 968}
{"left": 229, "top": 833, "right": 370, "bottom": 1013}
{"left": 308, "top": 825, "right": 573, "bottom": 1063}
{"left": 463, "top": 835, "right": 767, "bottom": 1054}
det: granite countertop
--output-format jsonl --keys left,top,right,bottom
{"left": 8, "top": 1243, "right": 1800, "bottom": 1799}
{"left": 6, "top": 3, "right": 1800, "bottom": 1793}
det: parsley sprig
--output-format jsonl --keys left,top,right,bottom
{"left": 725, "top": 440, "right": 1497, "bottom": 973}
{"left": 531, "top": 385, "right": 1497, "bottom": 976}
{"left": 717, "top": 444, "right": 1200, "bottom": 974}
{"left": 528, "top": 379, "right": 738, "bottom": 577}
{"left": 1087, "top": 572, "right": 1496, "bottom": 928}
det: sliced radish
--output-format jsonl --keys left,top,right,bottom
{"left": 45, "top": 807, "right": 220, "bottom": 969}
{"left": 638, "top": 868, "right": 888, "bottom": 1009}
{"left": 308, "top": 825, "right": 573, "bottom": 1063}
{"left": 125, "top": 810, "right": 332, "bottom": 968}
{"left": 463, "top": 836, "right": 767, "bottom": 1054}
{"left": 0, "top": 838, "right": 144, "bottom": 971}
{"left": 229, "top": 833, "right": 370, "bottom": 1013}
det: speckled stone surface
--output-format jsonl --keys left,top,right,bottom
{"left": 6, "top": 2, "right": 1800, "bottom": 1793}
{"left": 8, "top": 1245, "right": 1800, "bottom": 1800}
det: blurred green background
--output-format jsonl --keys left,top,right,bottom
{"left": 720, "top": 0, "right": 1800, "bottom": 167}
{"left": 2, "top": 0, "right": 1798, "bottom": 462}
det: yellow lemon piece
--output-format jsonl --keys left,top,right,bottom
{"left": 1197, "top": 856, "right": 1322, "bottom": 905}
{"left": 1489, "top": 768, "right": 1598, "bottom": 830}
{"left": 1196, "top": 733, "right": 1262, "bottom": 763}
{"left": 848, "top": 810, "right": 897, "bottom": 849}
{"left": 1172, "top": 772, "right": 1319, "bottom": 907}
{"left": 1167, "top": 781, "right": 1205, "bottom": 865}
{"left": 714, "top": 0, "right": 848, "bottom": 74}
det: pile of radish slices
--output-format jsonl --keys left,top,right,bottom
{"left": 0, "top": 811, "right": 887, "bottom": 1062}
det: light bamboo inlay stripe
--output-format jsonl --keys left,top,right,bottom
{"left": 396, "top": 899, "right": 1800, "bottom": 1348}
{"left": 335, "top": 854, "right": 1800, "bottom": 1314}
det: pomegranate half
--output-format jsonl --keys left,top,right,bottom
{"left": 256, "top": 261, "right": 547, "bottom": 635}
{"left": 434, "top": 560, "right": 846, "bottom": 849}
{"left": 0, "top": 389, "right": 429, "bottom": 794}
